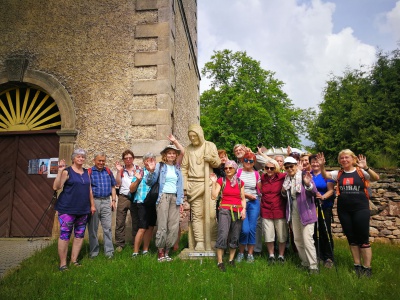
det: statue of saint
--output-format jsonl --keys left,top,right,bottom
{"left": 181, "top": 124, "right": 221, "bottom": 251}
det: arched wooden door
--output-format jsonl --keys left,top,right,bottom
{"left": 0, "top": 86, "right": 61, "bottom": 237}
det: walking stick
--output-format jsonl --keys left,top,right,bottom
{"left": 316, "top": 202, "right": 320, "bottom": 272}
{"left": 317, "top": 200, "right": 338, "bottom": 274}
{"left": 28, "top": 190, "right": 58, "bottom": 242}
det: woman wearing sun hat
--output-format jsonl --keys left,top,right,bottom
{"left": 146, "top": 144, "right": 184, "bottom": 262}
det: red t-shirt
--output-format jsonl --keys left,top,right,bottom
{"left": 217, "top": 177, "right": 244, "bottom": 212}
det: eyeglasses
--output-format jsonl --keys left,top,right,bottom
{"left": 243, "top": 159, "right": 254, "bottom": 163}
{"left": 224, "top": 167, "right": 235, "bottom": 171}
{"left": 284, "top": 164, "right": 296, "bottom": 170}
{"left": 123, "top": 157, "right": 133, "bottom": 160}
{"left": 264, "top": 166, "right": 275, "bottom": 171}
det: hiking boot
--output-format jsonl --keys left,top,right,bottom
{"left": 228, "top": 260, "right": 236, "bottom": 267}
{"left": 354, "top": 264, "right": 362, "bottom": 277}
{"left": 268, "top": 256, "right": 275, "bottom": 265}
{"left": 164, "top": 255, "right": 173, "bottom": 262}
{"left": 116, "top": 246, "right": 123, "bottom": 253}
{"left": 247, "top": 254, "right": 254, "bottom": 263}
{"left": 324, "top": 259, "right": 333, "bottom": 269}
{"left": 277, "top": 256, "right": 285, "bottom": 264}
{"left": 361, "top": 266, "right": 372, "bottom": 278}
{"left": 217, "top": 262, "right": 226, "bottom": 272}
{"left": 158, "top": 249, "right": 165, "bottom": 262}
{"left": 236, "top": 253, "right": 244, "bottom": 263}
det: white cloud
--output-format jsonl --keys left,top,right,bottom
{"left": 198, "top": 0, "right": 378, "bottom": 109}
{"left": 377, "top": 1, "right": 400, "bottom": 41}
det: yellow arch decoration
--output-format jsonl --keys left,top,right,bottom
{"left": 0, "top": 87, "right": 61, "bottom": 131}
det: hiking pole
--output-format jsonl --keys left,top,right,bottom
{"left": 28, "top": 190, "right": 58, "bottom": 242}
{"left": 315, "top": 202, "right": 320, "bottom": 272}
{"left": 317, "top": 200, "right": 338, "bottom": 274}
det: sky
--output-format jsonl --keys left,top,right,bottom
{"left": 197, "top": 0, "right": 400, "bottom": 110}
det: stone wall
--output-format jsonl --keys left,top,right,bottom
{"left": 331, "top": 169, "right": 400, "bottom": 244}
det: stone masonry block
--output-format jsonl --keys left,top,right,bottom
{"left": 135, "top": 51, "right": 169, "bottom": 67}
{"left": 157, "top": 64, "right": 171, "bottom": 80}
{"left": 132, "top": 139, "right": 171, "bottom": 157}
{"left": 132, "top": 79, "right": 172, "bottom": 95}
{"left": 136, "top": 23, "right": 170, "bottom": 38}
{"left": 131, "top": 109, "right": 171, "bottom": 125}
{"left": 156, "top": 124, "right": 172, "bottom": 139}
{"left": 157, "top": 94, "right": 173, "bottom": 109}
{"left": 136, "top": 0, "right": 157, "bottom": 11}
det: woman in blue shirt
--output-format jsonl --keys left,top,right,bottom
{"left": 147, "top": 145, "right": 184, "bottom": 262}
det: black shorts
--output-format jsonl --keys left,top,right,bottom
{"left": 136, "top": 203, "right": 157, "bottom": 229}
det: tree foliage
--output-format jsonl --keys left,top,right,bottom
{"left": 200, "top": 50, "right": 303, "bottom": 156}
{"left": 307, "top": 48, "right": 400, "bottom": 167}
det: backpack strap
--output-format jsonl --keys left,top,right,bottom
{"left": 336, "top": 169, "right": 344, "bottom": 197}
{"left": 356, "top": 167, "right": 370, "bottom": 199}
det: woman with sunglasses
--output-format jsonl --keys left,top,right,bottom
{"left": 282, "top": 156, "right": 319, "bottom": 274}
{"left": 260, "top": 159, "right": 287, "bottom": 263}
{"left": 210, "top": 160, "right": 246, "bottom": 272}
{"left": 235, "top": 152, "right": 261, "bottom": 263}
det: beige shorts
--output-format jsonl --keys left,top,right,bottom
{"left": 262, "top": 218, "right": 288, "bottom": 243}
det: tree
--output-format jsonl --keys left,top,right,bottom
{"left": 200, "top": 50, "right": 303, "bottom": 156}
{"left": 307, "top": 48, "right": 400, "bottom": 167}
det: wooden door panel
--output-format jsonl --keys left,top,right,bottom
{"left": 0, "top": 136, "right": 17, "bottom": 237}
{"left": 10, "top": 134, "right": 59, "bottom": 237}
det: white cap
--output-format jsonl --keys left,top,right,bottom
{"left": 283, "top": 156, "right": 298, "bottom": 165}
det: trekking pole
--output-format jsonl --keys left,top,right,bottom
{"left": 318, "top": 200, "right": 338, "bottom": 274}
{"left": 316, "top": 202, "right": 320, "bottom": 272}
{"left": 28, "top": 190, "right": 58, "bottom": 242}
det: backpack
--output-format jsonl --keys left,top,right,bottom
{"left": 87, "top": 166, "right": 113, "bottom": 177}
{"left": 336, "top": 167, "right": 372, "bottom": 199}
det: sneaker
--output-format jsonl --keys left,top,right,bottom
{"left": 268, "top": 256, "right": 275, "bottom": 265}
{"left": 106, "top": 255, "right": 114, "bottom": 260}
{"left": 217, "top": 262, "right": 226, "bottom": 272}
{"left": 354, "top": 264, "right": 362, "bottom": 277}
{"left": 142, "top": 250, "right": 149, "bottom": 256}
{"left": 361, "top": 266, "right": 372, "bottom": 278}
{"left": 116, "top": 246, "right": 123, "bottom": 253}
{"left": 309, "top": 268, "right": 319, "bottom": 275}
{"left": 158, "top": 250, "right": 165, "bottom": 262}
{"left": 132, "top": 253, "right": 138, "bottom": 258}
{"left": 247, "top": 254, "right": 254, "bottom": 263}
{"left": 228, "top": 260, "right": 236, "bottom": 267}
{"left": 277, "top": 256, "right": 285, "bottom": 264}
{"left": 164, "top": 255, "right": 173, "bottom": 262}
{"left": 236, "top": 253, "right": 244, "bottom": 263}
{"left": 324, "top": 259, "right": 333, "bottom": 269}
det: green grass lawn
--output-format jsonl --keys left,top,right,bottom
{"left": 1, "top": 235, "right": 399, "bottom": 300}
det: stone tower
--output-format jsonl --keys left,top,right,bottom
{"left": 0, "top": 0, "right": 199, "bottom": 237}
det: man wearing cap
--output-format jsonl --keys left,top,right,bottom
{"left": 181, "top": 124, "right": 220, "bottom": 251}
{"left": 282, "top": 156, "right": 319, "bottom": 274}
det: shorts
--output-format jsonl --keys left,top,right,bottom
{"left": 262, "top": 218, "right": 288, "bottom": 243}
{"left": 136, "top": 203, "right": 157, "bottom": 229}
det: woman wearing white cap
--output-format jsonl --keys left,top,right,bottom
{"left": 147, "top": 144, "right": 184, "bottom": 262}
{"left": 282, "top": 156, "right": 319, "bottom": 274}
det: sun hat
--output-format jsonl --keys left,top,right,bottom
{"left": 160, "top": 144, "right": 181, "bottom": 155}
{"left": 283, "top": 156, "right": 298, "bottom": 165}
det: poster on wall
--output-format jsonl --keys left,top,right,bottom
{"left": 28, "top": 159, "right": 49, "bottom": 174}
{"left": 47, "top": 158, "right": 59, "bottom": 178}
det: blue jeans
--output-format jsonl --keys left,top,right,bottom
{"left": 239, "top": 198, "right": 260, "bottom": 245}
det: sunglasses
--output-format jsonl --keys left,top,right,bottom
{"left": 284, "top": 164, "right": 296, "bottom": 170}
{"left": 224, "top": 167, "right": 235, "bottom": 171}
{"left": 264, "top": 166, "right": 275, "bottom": 171}
{"left": 243, "top": 159, "right": 254, "bottom": 163}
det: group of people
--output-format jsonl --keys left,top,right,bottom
{"left": 52, "top": 130, "right": 379, "bottom": 278}
{"left": 210, "top": 144, "right": 379, "bottom": 276}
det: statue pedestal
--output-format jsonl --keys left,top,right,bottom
{"left": 178, "top": 248, "right": 216, "bottom": 259}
